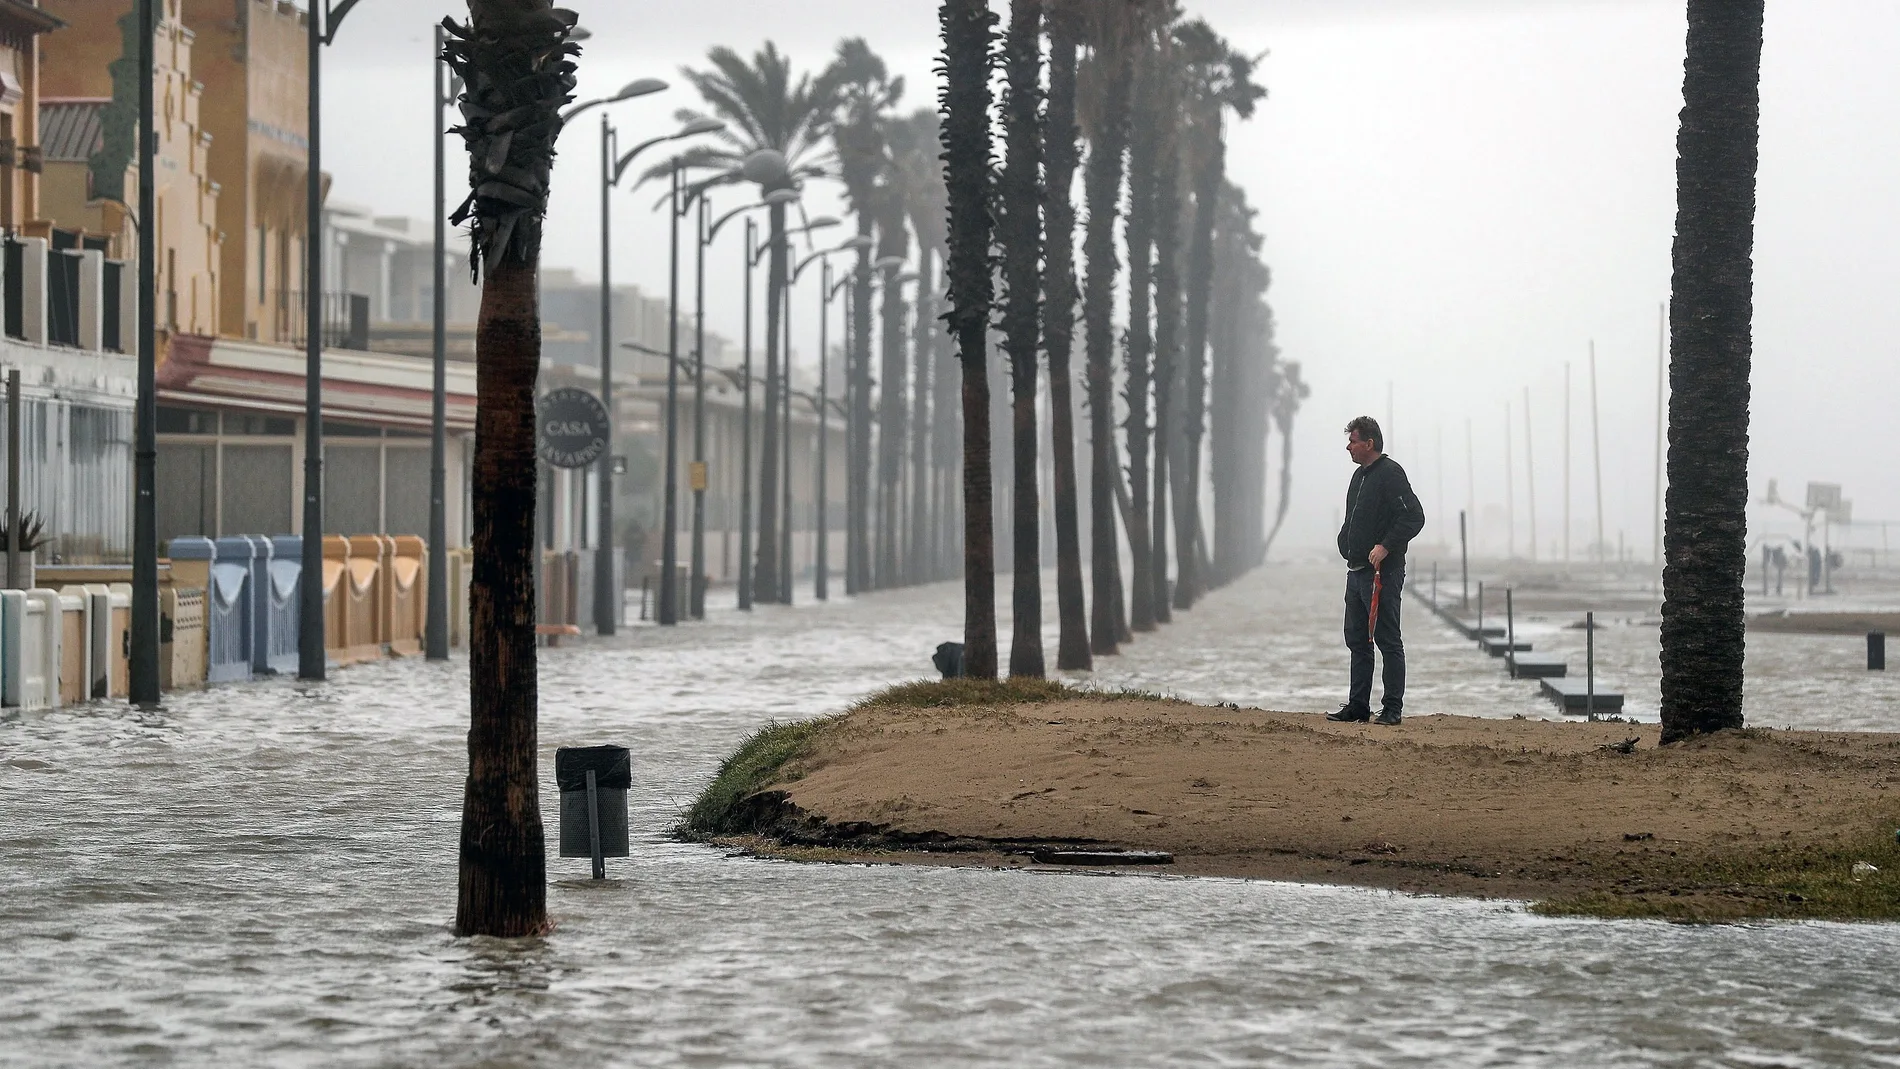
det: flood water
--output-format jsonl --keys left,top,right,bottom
{"left": 4, "top": 560, "right": 1899, "bottom": 1067}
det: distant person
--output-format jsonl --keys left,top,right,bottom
{"left": 1328, "top": 416, "right": 1425, "bottom": 725}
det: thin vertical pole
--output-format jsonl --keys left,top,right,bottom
{"left": 1435, "top": 424, "right": 1444, "bottom": 548}
{"left": 815, "top": 260, "right": 831, "bottom": 600}
{"left": 691, "top": 196, "right": 708, "bottom": 619}
{"left": 129, "top": 0, "right": 160, "bottom": 702}
{"left": 426, "top": 25, "right": 450, "bottom": 659}
{"left": 737, "top": 219, "right": 754, "bottom": 610}
{"left": 1464, "top": 418, "right": 1476, "bottom": 558}
{"left": 780, "top": 267, "right": 794, "bottom": 604}
{"left": 298, "top": 1, "right": 326, "bottom": 680}
{"left": 1585, "top": 610, "right": 1596, "bottom": 718}
{"left": 1563, "top": 361, "right": 1571, "bottom": 565}
{"left": 6, "top": 370, "right": 19, "bottom": 590}
{"left": 1504, "top": 401, "right": 1514, "bottom": 560}
{"left": 1505, "top": 587, "right": 1515, "bottom": 678}
{"left": 1590, "top": 340, "right": 1605, "bottom": 571}
{"left": 1523, "top": 385, "right": 1536, "bottom": 562}
{"left": 1459, "top": 510, "right": 1468, "bottom": 610}
{"left": 594, "top": 116, "right": 618, "bottom": 635}
{"left": 658, "top": 161, "right": 681, "bottom": 626}
{"left": 1652, "top": 302, "right": 1666, "bottom": 569}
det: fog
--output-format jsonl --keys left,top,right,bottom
{"left": 317, "top": 0, "right": 1900, "bottom": 558}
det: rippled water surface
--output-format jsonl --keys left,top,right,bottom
{"left": 4, "top": 560, "right": 1899, "bottom": 1067}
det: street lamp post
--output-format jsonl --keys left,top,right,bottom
{"left": 789, "top": 236, "right": 872, "bottom": 601}
{"left": 659, "top": 160, "right": 683, "bottom": 625}
{"left": 588, "top": 109, "right": 715, "bottom": 635}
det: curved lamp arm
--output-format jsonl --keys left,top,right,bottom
{"left": 613, "top": 116, "right": 724, "bottom": 185}
{"left": 561, "top": 76, "right": 668, "bottom": 124}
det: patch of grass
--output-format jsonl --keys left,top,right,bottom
{"left": 854, "top": 678, "right": 1173, "bottom": 710}
{"left": 681, "top": 716, "right": 842, "bottom": 841}
{"left": 1534, "top": 824, "right": 1900, "bottom": 922}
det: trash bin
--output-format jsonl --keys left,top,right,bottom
{"left": 556, "top": 745, "right": 631, "bottom": 878}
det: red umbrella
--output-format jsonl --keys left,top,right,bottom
{"left": 1368, "top": 566, "right": 1383, "bottom": 638}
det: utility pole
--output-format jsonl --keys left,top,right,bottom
{"left": 426, "top": 24, "right": 453, "bottom": 660}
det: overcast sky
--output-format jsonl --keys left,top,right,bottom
{"left": 317, "top": 0, "right": 1900, "bottom": 559}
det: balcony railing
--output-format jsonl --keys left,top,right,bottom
{"left": 274, "top": 290, "right": 372, "bottom": 351}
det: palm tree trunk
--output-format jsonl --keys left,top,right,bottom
{"left": 754, "top": 201, "right": 787, "bottom": 603}
{"left": 1043, "top": 3, "right": 1090, "bottom": 670}
{"left": 1660, "top": 0, "right": 1762, "bottom": 744}
{"left": 445, "top": 0, "right": 578, "bottom": 938}
{"left": 942, "top": 0, "right": 998, "bottom": 679}
{"left": 908, "top": 249, "right": 935, "bottom": 584}
{"left": 1081, "top": 17, "right": 1135, "bottom": 657}
{"left": 1002, "top": 0, "right": 1045, "bottom": 679}
{"left": 1149, "top": 77, "right": 1183, "bottom": 626}
{"left": 1121, "top": 36, "right": 1159, "bottom": 633}
{"left": 932, "top": 283, "right": 960, "bottom": 580}
{"left": 877, "top": 217, "right": 910, "bottom": 587}
{"left": 1263, "top": 394, "right": 1296, "bottom": 559}
{"left": 1175, "top": 129, "right": 1221, "bottom": 610}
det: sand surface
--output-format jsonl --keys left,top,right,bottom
{"left": 748, "top": 698, "right": 1900, "bottom": 902}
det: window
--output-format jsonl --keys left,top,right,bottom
{"left": 156, "top": 405, "right": 217, "bottom": 435}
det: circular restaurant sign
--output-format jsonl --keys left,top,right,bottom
{"left": 536, "top": 387, "right": 610, "bottom": 469}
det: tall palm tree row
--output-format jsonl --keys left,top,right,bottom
{"left": 1207, "top": 182, "right": 1279, "bottom": 585}
{"left": 669, "top": 43, "right": 841, "bottom": 605}
{"left": 885, "top": 110, "right": 948, "bottom": 587}
{"left": 939, "top": 0, "right": 1000, "bottom": 679}
{"left": 829, "top": 39, "right": 901, "bottom": 597}
{"left": 1001, "top": 0, "right": 1046, "bottom": 679}
{"left": 443, "top": 0, "right": 582, "bottom": 939}
{"left": 1147, "top": 19, "right": 1186, "bottom": 627}
{"left": 1660, "top": 0, "right": 1764, "bottom": 743}
{"left": 1172, "top": 20, "right": 1264, "bottom": 610}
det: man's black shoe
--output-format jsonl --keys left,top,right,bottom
{"left": 1373, "top": 709, "right": 1402, "bottom": 726}
{"left": 1327, "top": 704, "right": 1372, "bottom": 723}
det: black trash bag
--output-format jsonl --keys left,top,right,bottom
{"left": 933, "top": 642, "right": 965, "bottom": 680}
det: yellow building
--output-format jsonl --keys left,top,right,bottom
{"left": 40, "top": 0, "right": 221, "bottom": 337}
{"left": 0, "top": 0, "right": 62, "bottom": 231}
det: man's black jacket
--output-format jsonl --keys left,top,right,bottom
{"left": 1337, "top": 455, "right": 1425, "bottom": 571}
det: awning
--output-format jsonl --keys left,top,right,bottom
{"left": 159, "top": 334, "right": 478, "bottom": 432}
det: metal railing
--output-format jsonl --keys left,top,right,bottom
{"left": 274, "top": 290, "right": 372, "bottom": 351}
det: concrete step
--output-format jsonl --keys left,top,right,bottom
{"left": 1507, "top": 653, "right": 1568, "bottom": 679}
{"left": 1478, "top": 635, "right": 1531, "bottom": 657}
{"left": 1540, "top": 676, "right": 1625, "bottom": 713}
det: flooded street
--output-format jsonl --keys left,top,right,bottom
{"left": 4, "top": 561, "right": 1899, "bottom": 1067}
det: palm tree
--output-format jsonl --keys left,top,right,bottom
{"left": 1262, "top": 361, "right": 1308, "bottom": 559}
{"left": 874, "top": 184, "right": 913, "bottom": 590}
{"left": 1148, "top": 30, "right": 1184, "bottom": 626}
{"left": 828, "top": 40, "right": 901, "bottom": 597}
{"left": 1078, "top": 0, "right": 1146, "bottom": 656}
{"left": 1119, "top": 18, "right": 1167, "bottom": 632}
{"left": 442, "top": 0, "right": 579, "bottom": 938}
{"left": 1660, "top": 0, "right": 1763, "bottom": 743}
{"left": 1208, "top": 181, "right": 1274, "bottom": 584}
{"left": 667, "top": 43, "right": 841, "bottom": 605}
{"left": 1043, "top": 0, "right": 1091, "bottom": 670}
{"left": 940, "top": 0, "right": 998, "bottom": 679}
{"left": 890, "top": 111, "right": 948, "bottom": 587}
{"left": 1000, "top": 0, "right": 1046, "bottom": 678}
{"left": 1173, "top": 20, "right": 1264, "bottom": 610}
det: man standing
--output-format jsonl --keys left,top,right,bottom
{"left": 1329, "top": 416, "right": 1424, "bottom": 725}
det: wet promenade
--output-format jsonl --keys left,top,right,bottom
{"left": 3, "top": 561, "right": 1897, "bottom": 1067}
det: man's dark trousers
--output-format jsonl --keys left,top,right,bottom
{"left": 1344, "top": 565, "right": 1405, "bottom": 714}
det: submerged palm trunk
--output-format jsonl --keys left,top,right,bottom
{"left": 755, "top": 201, "right": 788, "bottom": 603}
{"left": 1660, "top": 0, "right": 1762, "bottom": 743}
{"left": 941, "top": 0, "right": 998, "bottom": 679}
{"left": 1043, "top": 4, "right": 1090, "bottom": 670}
{"left": 1081, "top": 19, "right": 1134, "bottom": 657}
{"left": 1002, "top": 0, "right": 1045, "bottom": 678}
{"left": 444, "top": 0, "right": 580, "bottom": 938}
